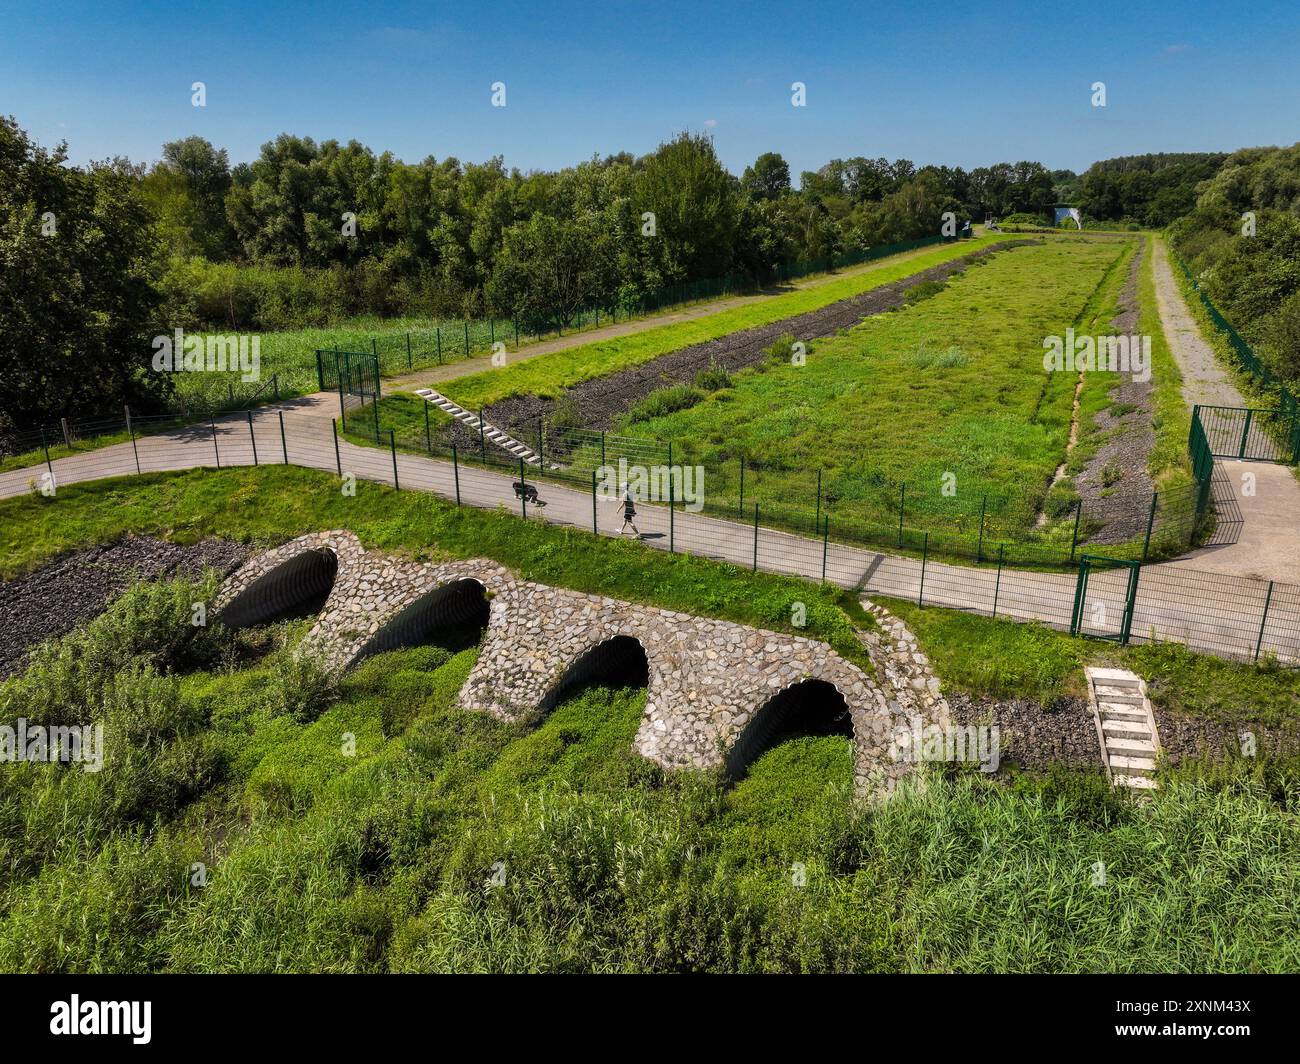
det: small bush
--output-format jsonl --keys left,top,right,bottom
{"left": 547, "top": 398, "right": 582, "bottom": 434}
{"left": 763, "top": 332, "right": 799, "bottom": 366}
{"left": 693, "top": 361, "right": 732, "bottom": 392}
{"left": 910, "top": 343, "right": 969, "bottom": 370}
{"left": 628, "top": 385, "right": 704, "bottom": 423}
{"left": 904, "top": 279, "right": 946, "bottom": 304}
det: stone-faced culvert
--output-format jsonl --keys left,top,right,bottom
{"left": 539, "top": 635, "right": 650, "bottom": 712}
{"left": 218, "top": 547, "right": 339, "bottom": 629}
{"left": 723, "top": 679, "right": 854, "bottom": 781}
{"left": 353, "top": 578, "right": 490, "bottom": 663}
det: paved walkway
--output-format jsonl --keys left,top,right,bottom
{"left": 3, "top": 408, "right": 1296, "bottom": 667}
{"left": 1150, "top": 238, "right": 1300, "bottom": 583}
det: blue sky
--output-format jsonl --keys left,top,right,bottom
{"left": 3, "top": 0, "right": 1299, "bottom": 179}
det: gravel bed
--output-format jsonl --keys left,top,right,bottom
{"left": 0, "top": 535, "right": 248, "bottom": 677}
{"left": 1075, "top": 246, "right": 1159, "bottom": 545}
{"left": 949, "top": 690, "right": 1297, "bottom": 773}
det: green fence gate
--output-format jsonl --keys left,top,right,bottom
{"left": 1071, "top": 555, "right": 1141, "bottom": 644}
{"left": 1194, "top": 403, "right": 1300, "bottom": 463}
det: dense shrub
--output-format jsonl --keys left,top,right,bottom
{"left": 693, "top": 361, "right": 733, "bottom": 391}
{"left": 627, "top": 384, "right": 704, "bottom": 422}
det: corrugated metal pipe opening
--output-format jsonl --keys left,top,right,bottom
{"left": 724, "top": 680, "right": 853, "bottom": 781}
{"left": 354, "top": 579, "right": 490, "bottom": 663}
{"left": 220, "top": 549, "right": 339, "bottom": 629}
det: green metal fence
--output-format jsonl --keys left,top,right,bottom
{"left": 351, "top": 395, "right": 1212, "bottom": 573}
{"left": 1173, "top": 250, "right": 1300, "bottom": 463}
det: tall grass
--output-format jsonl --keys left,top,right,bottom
{"left": 2, "top": 580, "right": 1297, "bottom": 973}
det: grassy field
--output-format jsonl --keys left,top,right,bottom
{"left": 608, "top": 238, "right": 1132, "bottom": 538}
{"left": 161, "top": 238, "right": 997, "bottom": 414}
{"left": 169, "top": 315, "right": 458, "bottom": 411}
{"left": 2, "top": 567, "right": 1298, "bottom": 973}
{"left": 438, "top": 237, "right": 999, "bottom": 409}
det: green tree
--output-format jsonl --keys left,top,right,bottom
{"left": 0, "top": 116, "right": 169, "bottom": 428}
{"left": 140, "top": 137, "right": 235, "bottom": 259}
{"left": 486, "top": 213, "right": 616, "bottom": 325}
{"left": 741, "top": 152, "right": 791, "bottom": 200}
{"left": 634, "top": 133, "right": 737, "bottom": 281}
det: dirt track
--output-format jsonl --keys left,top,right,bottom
{"left": 458, "top": 240, "right": 1036, "bottom": 442}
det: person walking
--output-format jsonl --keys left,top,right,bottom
{"left": 612, "top": 485, "right": 640, "bottom": 536}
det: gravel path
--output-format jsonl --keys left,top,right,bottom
{"left": 1075, "top": 245, "right": 1157, "bottom": 544}
{"left": 1152, "top": 238, "right": 1300, "bottom": 582}
{"left": 1151, "top": 240, "right": 1246, "bottom": 409}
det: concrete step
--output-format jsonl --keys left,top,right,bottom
{"left": 1109, "top": 754, "right": 1156, "bottom": 775}
{"left": 1086, "top": 666, "right": 1161, "bottom": 792}
{"left": 1105, "top": 737, "right": 1157, "bottom": 755}
{"left": 415, "top": 388, "right": 544, "bottom": 466}
{"left": 1098, "top": 706, "right": 1149, "bottom": 722}
{"left": 1097, "top": 691, "right": 1144, "bottom": 705}
{"left": 1101, "top": 718, "right": 1150, "bottom": 738}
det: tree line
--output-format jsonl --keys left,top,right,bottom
{"left": 142, "top": 132, "right": 1074, "bottom": 332}
{"left": 1167, "top": 143, "right": 1300, "bottom": 390}
{"left": 6, "top": 108, "right": 1227, "bottom": 431}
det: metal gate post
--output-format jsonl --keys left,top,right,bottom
{"left": 1255, "top": 581, "right": 1275, "bottom": 662}
{"left": 992, "top": 545, "right": 1004, "bottom": 617}
{"left": 1142, "top": 492, "right": 1158, "bottom": 561}
{"left": 1069, "top": 560, "right": 1089, "bottom": 635}
{"left": 1239, "top": 407, "right": 1253, "bottom": 459}
{"left": 1119, "top": 564, "right": 1141, "bottom": 645}
{"left": 918, "top": 532, "right": 929, "bottom": 606}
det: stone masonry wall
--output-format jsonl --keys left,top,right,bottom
{"left": 216, "top": 532, "right": 936, "bottom": 794}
